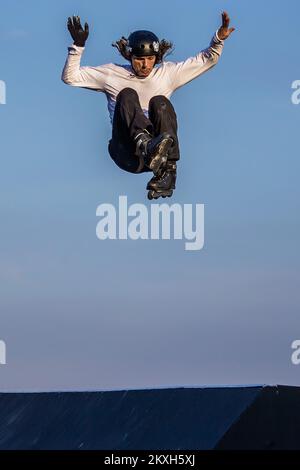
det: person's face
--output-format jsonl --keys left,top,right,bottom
{"left": 131, "top": 55, "right": 156, "bottom": 77}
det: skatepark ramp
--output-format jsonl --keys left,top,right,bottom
{"left": 0, "top": 385, "right": 299, "bottom": 449}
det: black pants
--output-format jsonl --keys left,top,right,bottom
{"left": 108, "top": 87, "right": 180, "bottom": 174}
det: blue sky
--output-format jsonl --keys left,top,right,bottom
{"left": 0, "top": 0, "right": 299, "bottom": 391}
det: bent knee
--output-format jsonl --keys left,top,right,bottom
{"left": 117, "top": 87, "right": 138, "bottom": 102}
{"left": 149, "top": 95, "right": 171, "bottom": 111}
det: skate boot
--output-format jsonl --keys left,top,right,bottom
{"left": 147, "top": 162, "right": 177, "bottom": 200}
{"left": 134, "top": 130, "right": 173, "bottom": 174}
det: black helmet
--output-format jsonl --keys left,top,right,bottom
{"left": 127, "top": 30, "right": 160, "bottom": 57}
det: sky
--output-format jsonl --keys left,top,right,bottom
{"left": 0, "top": 0, "right": 299, "bottom": 391}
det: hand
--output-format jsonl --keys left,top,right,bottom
{"left": 217, "top": 11, "right": 235, "bottom": 40}
{"left": 67, "top": 15, "right": 89, "bottom": 47}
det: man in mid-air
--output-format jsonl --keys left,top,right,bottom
{"left": 62, "top": 11, "right": 235, "bottom": 199}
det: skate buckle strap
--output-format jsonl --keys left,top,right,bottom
{"left": 134, "top": 131, "right": 151, "bottom": 173}
{"left": 134, "top": 130, "right": 152, "bottom": 156}
{"left": 134, "top": 129, "right": 152, "bottom": 143}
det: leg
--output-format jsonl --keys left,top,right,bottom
{"left": 113, "top": 87, "right": 153, "bottom": 142}
{"left": 148, "top": 95, "right": 180, "bottom": 161}
{"left": 108, "top": 88, "right": 153, "bottom": 173}
{"left": 109, "top": 88, "right": 173, "bottom": 174}
{"left": 109, "top": 88, "right": 153, "bottom": 173}
{"left": 146, "top": 96, "right": 179, "bottom": 199}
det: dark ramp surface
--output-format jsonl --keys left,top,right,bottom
{"left": 0, "top": 386, "right": 299, "bottom": 449}
{"left": 216, "top": 385, "right": 300, "bottom": 449}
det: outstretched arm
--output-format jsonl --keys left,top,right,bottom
{"left": 167, "top": 11, "right": 235, "bottom": 91}
{"left": 62, "top": 15, "right": 107, "bottom": 91}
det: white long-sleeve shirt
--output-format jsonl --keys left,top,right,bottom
{"left": 62, "top": 31, "right": 224, "bottom": 124}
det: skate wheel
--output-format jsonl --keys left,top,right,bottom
{"left": 148, "top": 189, "right": 173, "bottom": 200}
